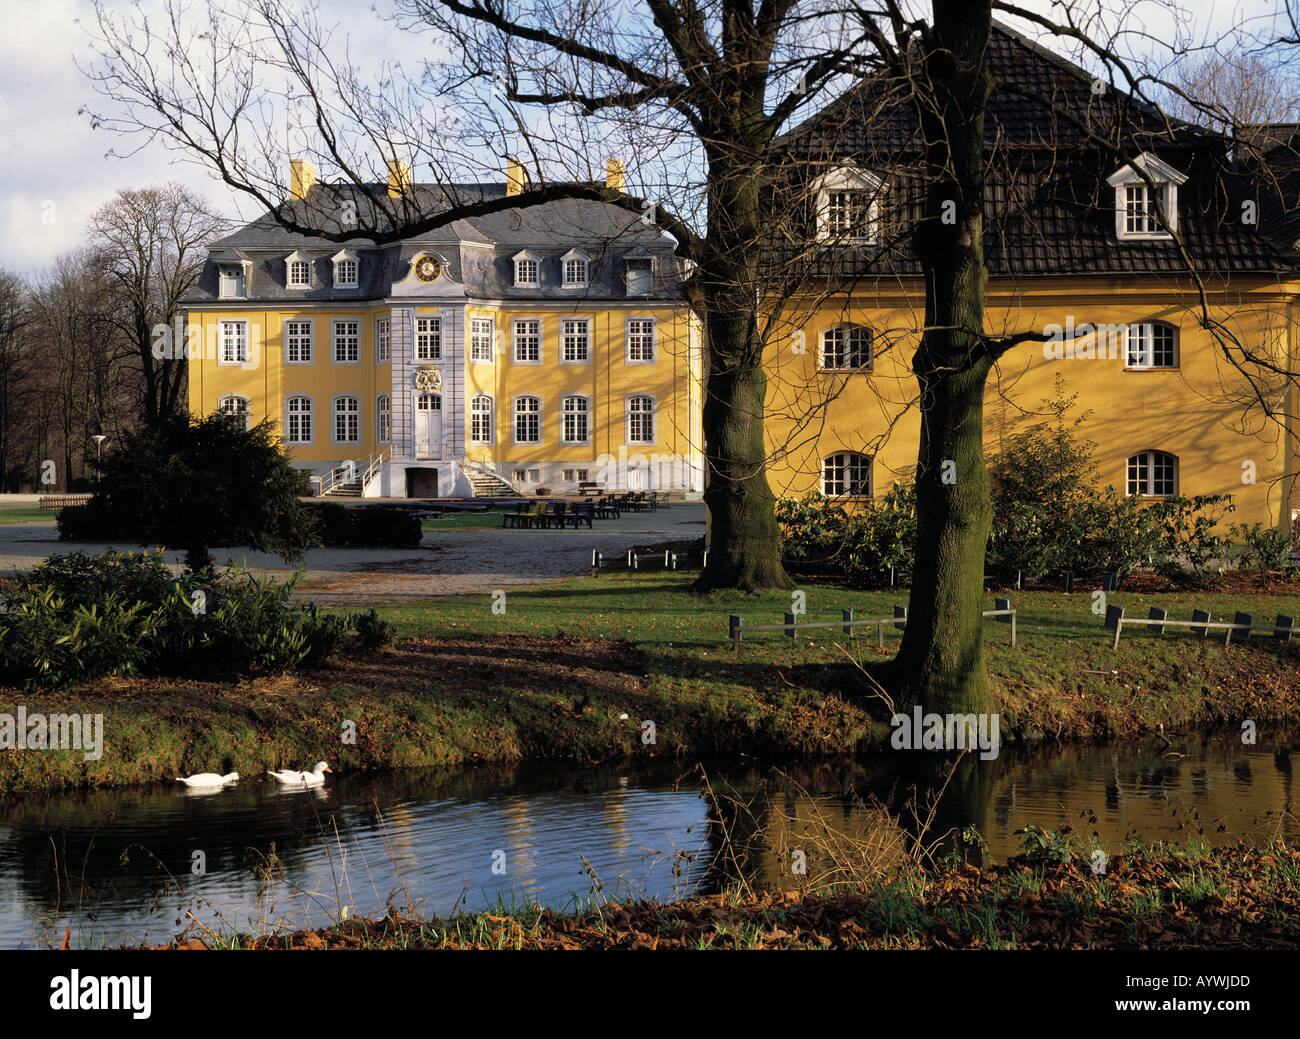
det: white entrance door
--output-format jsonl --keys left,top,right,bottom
{"left": 415, "top": 392, "right": 442, "bottom": 459}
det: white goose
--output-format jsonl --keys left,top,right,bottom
{"left": 267, "top": 761, "right": 333, "bottom": 788}
{"left": 176, "top": 771, "right": 240, "bottom": 789}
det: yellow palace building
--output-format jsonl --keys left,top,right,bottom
{"left": 761, "top": 24, "right": 1299, "bottom": 532}
{"left": 184, "top": 160, "right": 703, "bottom": 498}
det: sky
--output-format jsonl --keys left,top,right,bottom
{"left": 0, "top": 0, "right": 1292, "bottom": 278}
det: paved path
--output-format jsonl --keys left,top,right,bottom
{"left": 0, "top": 504, "right": 707, "bottom": 604}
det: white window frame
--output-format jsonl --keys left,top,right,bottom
{"left": 286, "top": 252, "right": 311, "bottom": 290}
{"left": 562, "top": 249, "right": 590, "bottom": 288}
{"left": 1127, "top": 450, "right": 1178, "bottom": 498}
{"left": 376, "top": 316, "right": 391, "bottom": 364}
{"left": 332, "top": 394, "right": 361, "bottom": 446}
{"left": 814, "top": 166, "right": 884, "bottom": 244}
{"left": 820, "top": 325, "right": 873, "bottom": 371}
{"left": 331, "top": 318, "right": 361, "bottom": 365}
{"left": 376, "top": 393, "right": 391, "bottom": 444}
{"left": 217, "top": 263, "right": 248, "bottom": 300}
{"left": 415, "top": 315, "right": 442, "bottom": 361}
{"left": 332, "top": 249, "right": 359, "bottom": 288}
{"left": 1106, "top": 153, "right": 1187, "bottom": 241}
{"left": 625, "top": 317, "right": 657, "bottom": 365}
{"left": 561, "top": 317, "right": 592, "bottom": 365}
{"left": 626, "top": 394, "right": 656, "bottom": 446}
{"left": 469, "top": 394, "right": 495, "bottom": 445}
{"left": 513, "top": 395, "right": 542, "bottom": 445}
{"left": 625, "top": 258, "right": 653, "bottom": 296}
{"left": 513, "top": 250, "right": 541, "bottom": 288}
{"left": 284, "top": 394, "right": 314, "bottom": 445}
{"left": 1125, "top": 321, "right": 1178, "bottom": 370}
{"left": 284, "top": 318, "right": 313, "bottom": 365}
{"left": 821, "top": 452, "right": 872, "bottom": 497}
{"left": 512, "top": 317, "right": 542, "bottom": 365}
{"left": 560, "top": 394, "right": 591, "bottom": 445}
{"left": 217, "top": 394, "right": 251, "bottom": 430}
{"left": 469, "top": 316, "right": 495, "bottom": 364}
{"left": 218, "top": 320, "right": 250, "bottom": 366}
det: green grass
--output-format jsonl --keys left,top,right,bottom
{"left": 0, "top": 506, "right": 56, "bottom": 525}
{"left": 420, "top": 511, "right": 507, "bottom": 531}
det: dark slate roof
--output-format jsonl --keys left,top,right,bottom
{"left": 186, "top": 181, "right": 682, "bottom": 303}
{"left": 1245, "top": 125, "right": 1300, "bottom": 251}
{"left": 770, "top": 22, "right": 1300, "bottom": 280}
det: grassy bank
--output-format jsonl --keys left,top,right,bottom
{"left": 2, "top": 572, "right": 1297, "bottom": 792}
{"left": 174, "top": 837, "right": 1300, "bottom": 949}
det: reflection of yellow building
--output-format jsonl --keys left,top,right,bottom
{"left": 185, "top": 160, "right": 703, "bottom": 498}
{"left": 763, "top": 24, "right": 1299, "bottom": 531}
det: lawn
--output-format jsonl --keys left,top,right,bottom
{"left": 420, "top": 511, "right": 507, "bottom": 531}
{"left": 0, "top": 506, "right": 55, "bottom": 525}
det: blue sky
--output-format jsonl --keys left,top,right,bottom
{"left": 0, "top": 0, "right": 1291, "bottom": 277}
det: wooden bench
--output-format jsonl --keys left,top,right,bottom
{"left": 39, "top": 495, "right": 93, "bottom": 511}
{"left": 577, "top": 481, "right": 604, "bottom": 495}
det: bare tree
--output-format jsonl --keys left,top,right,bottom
{"left": 0, "top": 270, "right": 37, "bottom": 491}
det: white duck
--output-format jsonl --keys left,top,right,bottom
{"left": 267, "top": 761, "right": 333, "bottom": 788}
{"left": 175, "top": 771, "right": 240, "bottom": 789}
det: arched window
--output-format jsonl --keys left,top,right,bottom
{"left": 285, "top": 395, "right": 312, "bottom": 444}
{"left": 470, "top": 394, "right": 494, "bottom": 444}
{"left": 561, "top": 395, "right": 590, "bottom": 444}
{"left": 821, "top": 325, "right": 873, "bottom": 370}
{"left": 627, "top": 395, "right": 656, "bottom": 445}
{"left": 376, "top": 394, "right": 391, "bottom": 444}
{"left": 822, "top": 452, "right": 872, "bottom": 497}
{"left": 1125, "top": 322, "right": 1177, "bottom": 369}
{"left": 333, "top": 395, "right": 360, "bottom": 445}
{"left": 217, "top": 395, "right": 250, "bottom": 430}
{"left": 514, "top": 395, "right": 541, "bottom": 444}
{"left": 1127, "top": 450, "right": 1177, "bottom": 497}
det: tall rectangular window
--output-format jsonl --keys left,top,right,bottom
{"left": 286, "top": 396, "right": 312, "bottom": 444}
{"left": 562, "top": 318, "right": 590, "bottom": 362}
{"left": 470, "top": 317, "right": 494, "bottom": 362}
{"left": 626, "top": 319, "right": 656, "bottom": 363}
{"left": 562, "top": 396, "right": 590, "bottom": 444}
{"left": 332, "top": 320, "right": 360, "bottom": 363}
{"left": 513, "top": 319, "right": 540, "bottom": 363}
{"left": 376, "top": 394, "right": 391, "bottom": 443}
{"left": 514, "top": 396, "right": 541, "bottom": 444}
{"left": 285, "top": 320, "right": 312, "bottom": 364}
{"left": 376, "top": 317, "right": 390, "bottom": 363}
{"left": 219, "top": 320, "right": 249, "bottom": 364}
{"left": 334, "top": 396, "right": 360, "bottom": 444}
{"left": 470, "top": 395, "right": 493, "bottom": 444}
{"left": 416, "top": 316, "right": 441, "bottom": 360}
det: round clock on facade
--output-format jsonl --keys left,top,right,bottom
{"left": 414, "top": 256, "right": 442, "bottom": 282}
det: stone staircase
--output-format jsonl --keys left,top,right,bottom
{"left": 323, "top": 479, "right": 362, "bottom": 497}
{"left": 465, "top": 467, "right": 515, "bottom": 497}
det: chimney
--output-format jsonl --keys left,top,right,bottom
{"left": 289, "top": 159, "right": 317, "bottom": 201}
{"left": 506, "top": 157, "right": 528, "bottom": 196}
{"left": 605, "top": 158, "right": 625, "bottom": 192}
{"left": 387, "top": 159, "right": 412, "bottom": 199}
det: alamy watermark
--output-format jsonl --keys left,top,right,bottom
{"left": 890, "top": 706, "right": 1000, "bottom": 760}
{"left": 0, "top": 707, "right": 103, "bottom": 761}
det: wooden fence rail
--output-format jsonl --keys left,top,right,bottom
{"left": 728, "top": 599, "right": 1017, "bottom": 652}
{"left": 1106, "top": 605, "right": 1294, "bottom": 650}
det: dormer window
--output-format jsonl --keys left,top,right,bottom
{"left": 513, "top": 250, "right": 541, "bottom": 287}
{"left": 624, "top": 250, "right": 654, "bottom": 295}
{"left": 1105, "top": 154, "right": 1187, "bottom": 240}
{"left": 815, "top": 166, "right": 884, "bottom": 244}
{"left": 562, "top": 250, "right": 590, "bottom": 287}
{"left": 217, "top": 262, "right": 248, "bottom": 299}
{"left": 286, "top": 252, "right": 311, "bottom": 289}
{"left": 332, "top": 249, "right": 359, "bottom": 288}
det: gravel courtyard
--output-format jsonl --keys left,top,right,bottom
{"left": 0, "top": 502, "right": 707, "bottom": 604}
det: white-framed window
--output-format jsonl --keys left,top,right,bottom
{"left": 286, "top": 253, "right": 311, "bottom": 289}
{"left": 284, "top": 319, "right": 313, "bottom": 364}
{"left": 513, "top": 251, "right": 540, "bottom": 287}
{"left": 563, "top": 468, "right": 590, "bottom": 483}
{"left": 1127, "top": 450, "right": 1177, "bottom": 497}
{"left": 562, "top": 250, "right": 589, "bottom": 287}
{"left": 470, "top": 317, "right": 494, "bottom": 363}
{"left": 561, "top": 318, "right": 590, "bottom": 363}
{"left": 822, "top": 452, "right": 872, "bottom": 497}
{"left": 218, "top": 264, "right": 247, "bottom": 299}
{"left": 1125, "top": 322, "right": 1177, "bottom": 369}
{"left": 514, "top": 395, "right": 541, "bottom": 444}
{"left": 815, "top": 166, "right": 884, "bottom": 244}
{"left": 821, "top": 325, "right": 873, "bottom": 370}
{"left": 217, "top": 394, "right": 250, "bottom": 430}
{"left": 333, "top": 395, "right": 361, "bottom": 445}
{"left": 625, "top": 259, "right": 653, "bottom": 296}
{"left": 626, "top": 394, "right": 656, "bottom": 445}
{"left": 416, "top": 316, "right": 441, "bottom": 360}
{"left": 626, "top": 318, "right": 656, "bottom": 364}
{"left": 561, "top": 395, "right": 590, "bottom": 444}
{"left": 219, "top": 320, "right": 249, "bottom": 365}
{"left": 513, "top": 318, "right": 541, "bottom": 363}
{"left": 285, "top": 395, "right": 313, "bottom": 445}
{"left": 470, "top": 394, "right": 494, "bottom": 444}
{"left": 1106, "top": 153, "right": 1186, "bottom": 240}
{"left": 376, "top": 394, "right": 391, "bottom": 444}
{"left": 376, "top": 317, "right": 391, "bottom": 363}
{"left": 332, "top": 249, "right": 359, "bottom": 288}
{"left": 332, "top": 319, "right": 360, "bottom": 364}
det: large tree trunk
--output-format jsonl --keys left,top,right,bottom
{"left": 890, "top": 0, "right": 995, "bottom": 713}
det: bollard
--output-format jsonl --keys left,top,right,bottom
{"left": 842, "top": 609, "right": 854, "bottom": 636}
{"left": 1102, "top": 571, "right": 1119, "bottom": 592}
{"left": 1190, "top": 608, "right": 1210, "bottom": 637}
{"left": 730, "top": 614, "right": 742, "bottom": 652}
{"left": 1275, "top": 615, "right": 1294, "bottom": 643}
{"left": 1148, "top": 606, "right": 1167, "bottom": 635}
{"left": 994, "top": 596, "right": 1011, "bottom": 622}
{"left": 1063, "top": 570, "right": 1074, "bottom": 593}
{"left": 591, "top": 549, "right": 602, "bottom": 576}
{"left": 627, "top": 549, "right": 636, "bottom": 570}
{"left": 784, "top": 612, "right": 797, "bottom": 639}
{"left": 889, "top": 566, "right": 896, "bottom": 588}
{"left": 894, "top": 604, "right": 907, "bottom": 631}
{"left": 1229, "top": 612, "right": 1253, "bottom": 645}
{"left": 1104, "top": 604, "right": 1124, "bottom": 631}
{"left": 1016, "top": 570, "right": 1023, "bottom": 590}
{"left": 664, "top": 549, "right": 671, "bottom": 569}
{"left": 702, "top": 548, "right": 709, "bottom": 569}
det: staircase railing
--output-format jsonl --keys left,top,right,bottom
{"left": 313, "top": 449, "right": 390, "bottom": 497}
